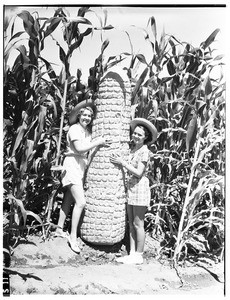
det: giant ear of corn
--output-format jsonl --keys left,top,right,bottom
{"left": 80, "top": 67, "right": 131, "bottom": 245}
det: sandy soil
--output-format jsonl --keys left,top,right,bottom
{"left": 4, "top": 233, "right": 225, "bottom": 296}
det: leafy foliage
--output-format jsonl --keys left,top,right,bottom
{"left": 128, "top": 17, "right": 225, "bottom": 265}
{"left": 3, "top": 7, "right": 102, "bottom": 239}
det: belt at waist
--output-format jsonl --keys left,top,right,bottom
{"left": 64, "top": 153, "right": 88, "bottom": 159}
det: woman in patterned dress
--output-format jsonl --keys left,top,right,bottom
{"left": 110, "top": 118, "right": 157, "bottom": 264}
{"left": 55, "top": 100, "right": 111, "bottom": 253}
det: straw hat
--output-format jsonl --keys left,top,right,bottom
{"left": 69, "top": 99, "right": 96, "bottom": 125}
{"left": 130, "top": 118, "right": 158, "bottom": 145}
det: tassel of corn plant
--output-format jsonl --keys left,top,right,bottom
{"left": 80, "top": 67, "right": 131, "bottom": 245}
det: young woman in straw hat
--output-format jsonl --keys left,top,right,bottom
{"left": 110, "top": 118, "right": 157, "bottom": 264}
{"left": 55, "top": 100, "right": 111, "bottom": 253}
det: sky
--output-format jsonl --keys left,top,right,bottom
{"left": 4, "top": 3, "right": 227, "bottom": 83}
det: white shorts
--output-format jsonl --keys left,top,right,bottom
{"left": 61, "top": 155, "right": 87, "bottom": 187}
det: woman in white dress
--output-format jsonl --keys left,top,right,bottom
{"left": 55, "top": 100, "right": 111, "bottom": 253}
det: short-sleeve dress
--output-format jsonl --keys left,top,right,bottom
{"left": 61, "top": 123, "right": 91, "bottom": 188}
{"left": 127, "top": 144, "right": 151, "bottom": 206}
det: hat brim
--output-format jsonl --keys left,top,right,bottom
{"left": 130, "top": 118, "right": 158, "bottom": 145}
{"left": 69, "top": 99, "right": 96, "bottom": 125}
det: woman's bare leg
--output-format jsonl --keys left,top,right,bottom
{"left": 127, "top": 204, "right": 136, "bottom": 253}
{"left": 116, "top": 205, "right": 147, "bottom": 264}
{"left": 69, "top": 184, "right": 86, "bottom": 242}
{"left": 133, "top": 205, "right": 147, "bottom": 253}
{"left": 57, "top": 188, "right": 73, "bottom": 230}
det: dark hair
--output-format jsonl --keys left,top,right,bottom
{"left": 135, "top": 125, "right": 152, "bottom": 145}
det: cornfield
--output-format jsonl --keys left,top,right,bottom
{"left": 3, "top": 6, "right": 225, "bottom": 266}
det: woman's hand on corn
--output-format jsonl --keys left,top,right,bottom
{"left": 110, "top": 153, "right": 124, "bottom": 166}
{"left": 97, "top": 137, "right": 112, "bottom": 147}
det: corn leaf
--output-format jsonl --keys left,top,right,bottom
{"left": 148, "top": 16, "right": 157, "bottom": 40}
{"left": 204, "top": 76, "right": 212, "bottom": 95}
{"left": 167, "top": 59, "right": 176, "bottom": 75}
{"left": 101, "top": 39, "right": 109, "bottom": 54}
{"left": 68, "top": 35, "right": 83, "bottom": 54}
{"left": 27, "top": 211, "right": 44, "bottom": 225}
{"left": 186, "top": 113, "right": 197, "bottom": 153}
{"left": 124, "top": 31, "right": 134, "bottom": 56}
{"left": 80, "top": 27, "right": 93, "bottom": 38}
{"left": 169, "top": 39, "right": 176, "bottom": 58}
{"left": 70, "top": 16, "right": 92, "bottom": 26}
{"left": 3, "top": 248, "right": 10, "bottom": 255}
{"left": 12, "top": 198, "right": 27, "bottom": 226}
{"left": 44, "top": 17, "right": 62, "bottom": 38}
{"left": 16, "top": 45, "right": 30, "bottom": 65}
{"left": 20, "top": 139, "right": 34, "bottom": 174}
{"left": 8, "top": 31, "right": 25, "bottom": 43}
{"left": 186, "top": 237, "right": 207, "bottom": 252}
{"left": 17, "top": 10, "right": 37, "bottom": 39}
{"left": 37, "top": 105, "right": 47, "bottom": 138}
{"left": 11, "top": 121, "right": 27, "bottom": 157}
{"left": 58, "top": 44, "right": 66, "bottom": 66}
{"left": 201, "top": 29, "right": 220, "bottom": 50}
{"left": 106, "top": 58, "right": 126, "bottom": 71}
{"left": 214, "top": 54, "right": 224, "bottom": 61}
{"left": 77, "top": 6, "right": 90, "bottom": 17}
{"left": 38, "top": 56, "right": 59, "bottom": 85}
{"left": 136, "top": 54, "right": 148, "bottom": 65}
{"left": 161, "top": 76, "right": 173, "bottom": 84}
{"left": 131, "top": 67, "right": 148, "bottom": 103}
{"left": 151, "top": 99, "right": 158, "bottom": 118}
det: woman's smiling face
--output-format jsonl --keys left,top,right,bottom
{"left": 79, "top": 108, "right": 93, "bottom": 128}
{"left": 132, "top": 126, "right": 146, "bottom": 146}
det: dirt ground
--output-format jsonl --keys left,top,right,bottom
{"left": 4, "top": 232, "right": 225, "bottom": 296}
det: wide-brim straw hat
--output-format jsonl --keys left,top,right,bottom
{"left": 130, "top": 118, "right": 158, "bottom": 145}
{"left": 69, "top": 99, "right": 96, "bottom": 125}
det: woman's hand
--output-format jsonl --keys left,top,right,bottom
{"left": 97, "top": 137, "right": 112, "bottom": 147}
{"left": 110, "top": 153, "right": 125, "bottom": 166}
{"left": 73, "top": 136, "right": 112, "bottom": 153}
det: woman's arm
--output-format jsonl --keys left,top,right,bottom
{"left": 110, "top": 153, "right": 146, "bottom": 178}
{"left": 73, "top": 137, "right": 111, "bottom": 153}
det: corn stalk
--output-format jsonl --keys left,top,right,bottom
{"left": 124, "top": 18, "right": 225, "bottom": 263}
{"left": 55, "top": 79, "right": 68, "bottom": 166}
{"left": 3, "top": 7, "right": 110, "bottom": 238}
{"left": 173, "top": 127, "right": 202, "bottom": 263}
{"left": 46, "top": 79, "right": 68, "bottom": 223}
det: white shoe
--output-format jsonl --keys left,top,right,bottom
{"left": 116, "top": 253, "right": 143, "bottom": 265}
{"left": 67, "top": 236, "right": 81, "bottom": 254}
{"left": 116, "top": 255, "right": 130, "bottom": 263}
{"left": 53, "top": 228, "right": 68, "bottom": 238}
{"left": 116, "top": 251, "right": 136, "bottom": 263}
